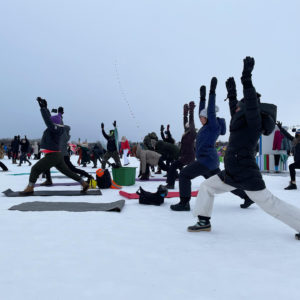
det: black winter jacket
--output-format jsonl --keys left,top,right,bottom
{"left": 219, "top": 87, "right": 266, "bottom": 191}
{"left": 20, "top": 138, "right": 30, "bottom": 153}
{"left": 11, "top": 138, "right": 19, "bottom": 152}
{"left": 155, "top": 140, "right": 179, "bottom": 161}
{"left": 102, "top": 129, "right": 117, "bottom": 152}
{"left": 40, "top": 108, "right": 64, "bottom": 151}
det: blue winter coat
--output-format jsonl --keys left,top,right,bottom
{"left": 196, "top": 93, "right": 226, "bottom": 170}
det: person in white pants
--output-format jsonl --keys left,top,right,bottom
{"left": 120, "top": 136, "right": 130, "bottom": 166}
{"left": 188, "top": 57, "right": 300, "bottom": 240}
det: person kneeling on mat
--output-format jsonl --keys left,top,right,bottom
{"left": 20, "top": 97, "right": 89, "bottom": 195}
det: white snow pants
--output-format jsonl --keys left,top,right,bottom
{"left": 123, "top": 149, "right": 129, "bottom": 165}
{"left": 193, "top": 174, "right": 300, "bottom": 232}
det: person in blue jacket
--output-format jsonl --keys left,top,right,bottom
{"left": 171, "top": 78, "right": 255, "bottom": 211}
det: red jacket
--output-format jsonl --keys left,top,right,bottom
{"left": 272, "top": 130, "right": 284, "bottom": 151}
{"left": 120, "top": 140, "right": 130, "bottom": 152}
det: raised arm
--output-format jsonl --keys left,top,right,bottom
{"left": 207, "top": 77, "right": 218, "bottom": 128}
{"left": 199, "top": 85, "right": 206, "bottom": 116}
{"left": 188, "top": 101, "right": 196, "bottom": 132}
{"left": 225, "top": 77, "right": 238, "bottom": 117}
{"left": 101, "top": 123, "right": 109, "bottom": 140}
{"left": 276, "top": 122, "right": 294, "bottom": 141}
{"left": 160, "top": 125, "right": 166, "bottom": 141}
{"left": 183, "top": 104, "right": 188, "bottom": 129}
{"left": 37, "top": 97, "right": 61, "bottom": 133}
{"left": 241, "top": 57, "right": 261, "bottom": 129}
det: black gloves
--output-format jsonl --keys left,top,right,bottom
{"left": 225, "top": 77, "right": 237, "bottom": 99}
{"left": 160, "top": 125, "right": 164, "bottom": 131}
{"left": 241, "top": 56, "right": 255, "bottom": 88}
{"left": 101, "top": 123, "right": 104, "bottom": 129}
{"left": 58, "top": 106, "right": 64, "bottom": 115}
{"left": 209, "top": 77, "right": 217, "bottom": 95}
{"left": 189, "top": 101, "right": 196, "bottom": 111}
{"left": 167, "top": 124, "right": 170, "bottom": 131}
{"left": 183, "top": 104, "right": 189, "bottom": 115}
{"left": 200, "top": 85, "right": 206, "bottom": 100}
{"left": 37, "top": 97, "right": 47, "bottom": 108}
{"left": 113, "top": 120, "right": 117, "bottom": 127}
{"left": 276, "top": 121, "right": 282, "bottom": 129}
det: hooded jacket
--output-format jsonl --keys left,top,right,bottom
{"left": 59, "top": 125, "right": 71, "bottom": 156}
{"left": 40, "top": 108, "right": 64, "bottom": 151}
{"left": 196, "top": 93, "right": 226, "bottom": 170}
{"left": 136, "top": 145, "right": 161, "bottom": 174}
{"left": 219, "top": 87, "right": 266, "bottom": 191}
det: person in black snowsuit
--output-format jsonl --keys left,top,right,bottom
{"left": 101, "top": 121, "right": 121, "bottom": 169}
{"left": 160, "top": 124, "right": 175, "bottom": 144}
{"left": 11, "top": 136, "right": 20, "bottom": 164}
{"left": 164, "top": 101, "right": 197, "bottom": 189}
{"left": 276, "top": 123, "right": 300, "bottom": 190}
{"left": 188, "top": 57, "right": 300, "bottom": 241}
{"left": 20, "top": 97, "right": 89, "bottom": 195}
{"left": 18, "top": 136, "right": 32, "bottom": 166}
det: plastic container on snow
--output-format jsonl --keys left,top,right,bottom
{"left": 112, "top": 167, "right": 137, "bottom": 186}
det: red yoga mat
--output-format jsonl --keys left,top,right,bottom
{"left": 119, "top": 190, "right": 198, "bottom": 199}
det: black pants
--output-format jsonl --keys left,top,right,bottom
{"left": 179, "top": 161, "right": 253, "bottom": 203}
{"left": 167, "top": 160, "right": 184, "bottom": 186}
{"left": 45, "top": 155, "right": 91, "bottom": 181}
{"left": 19, "top": 152, "right": 30, "bottom": 165}
{"left": 289, "top": 160, "right": 300, "bottom": 181}
{"left": 158, "top": 157, "right": 170, "bottom": 172}
{"left": 101, "top": 151, "right": 121, "bottom": 169}
{"left": 30, "top": 152, "right": 82, "bottom": 184}
{"left": 274, "top": 154, "right": 280, "bottom": 167}
{"left": 0, "top": 161, "right": 8, "bottom": 171}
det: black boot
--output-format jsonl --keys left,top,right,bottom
{"left": 163, "top": 184, "right": 174, "bottom": 190}
{"left": 240, "top": 197, "right": 254, "bottom": 209}
{"left": 40, "top": 180, "right": 53, "bottom": 186}
{"left": 284, "top": 182, "right": 297, "bottom": 190}
{"left": 187, "top": 215, "right": 211, "bottom": 232}
{"left": 295, "top": 233, "right": 300, "bottom": 240}
{"left": 170, "top": 197, "right": 190, "bottom": 211}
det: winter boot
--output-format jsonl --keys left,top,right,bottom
{"left": 284, "top": 182, "right": 297, "bottom": 190}
{"left": 81, "top": 181, "right": 90, "bottom": 193}
{"left": 19, "top": 185, "right": 34, "bottom": 196}
{"left": 295, "top": 233, "right": 300, "bottom": 240}
{"left": 170, "top": 197, "right": 190, "bottom": 211}
{"left": 28, "top": 161, "right": 32, "bottom": 166}
{"left": 187, "top": 216, "right": 211, "bottom": 232}
{"left": 240, "top": 197, "right": 254, "bottom": 209}
{"left": 163, "top": 184, "right": 174, "bottom": 190}
{"left": 40, "top": 180, "right": 53, "bottom": 186}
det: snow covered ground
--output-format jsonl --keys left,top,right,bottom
{"left": 0, "top": 156, "right": 299, "bottom": 300}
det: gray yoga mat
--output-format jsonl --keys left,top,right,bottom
{"left": 9, "top": 200, "right": 125, "bottom": 212}
{"left": 3, "top": 189, "right": 102, "bottom": 197}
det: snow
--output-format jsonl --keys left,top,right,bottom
{"left": 0, "top": 156, "right": 300, "bottom": 300}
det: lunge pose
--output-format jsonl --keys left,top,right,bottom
{"left": 20, "top": 97, "right": 89, "bottom": 195}
{"left": 188, "top": 57, "right": 300, "bottom": 240}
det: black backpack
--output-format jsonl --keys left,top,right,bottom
{"left": 136, "top": 185, "right": 168, "bottom": 206}
{"left": 96, "top": 169, "right": 112, "bottom": 189}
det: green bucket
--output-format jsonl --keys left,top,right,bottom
{"left": 112, "top": 167, "right": 137, "bottom": 186}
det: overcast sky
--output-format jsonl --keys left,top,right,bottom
{"left": 1, "top": 0, "right": 299, "bottom": 143}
